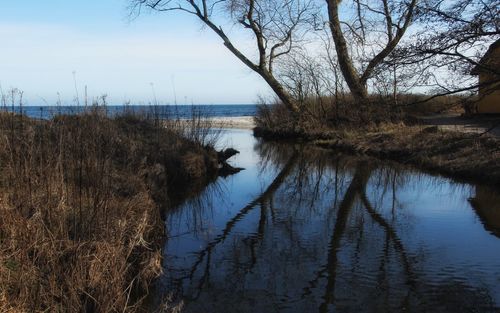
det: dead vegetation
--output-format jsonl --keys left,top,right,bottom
{"left": 255, "top": 96, "right": 500, "bottom": 186}
{"left": 315, "top": 124, "right": 500, "bottom": 185}
{"left": 255, "top": 93, "right": 465, "bottom": 134}
{"left": 0, "top": 107, "right": 221, "bottom": 312}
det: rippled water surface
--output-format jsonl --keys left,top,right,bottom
{"left": 155, "top": 129, "right": 500, "bottom": 313}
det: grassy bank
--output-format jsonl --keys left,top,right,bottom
{"left": 0, "top": 109, "right": 221, "bottom": 312}
{"left": 254, "top": 101, "right": 500, "bottom": 186}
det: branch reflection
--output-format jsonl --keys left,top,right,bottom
{"left": 161, "top": 137, "right": 500, "bottom": 313}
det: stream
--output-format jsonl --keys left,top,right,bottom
{"left": 155, "top": 128, "right": 500, "bottom": 313}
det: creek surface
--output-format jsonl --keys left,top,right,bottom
{"left": 155, "top": 129, "right": 500, "bottom": 313}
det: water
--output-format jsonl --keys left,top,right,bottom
{"left": 1, "top": 104, "right": 258, "bottom": 120}
{"left": 155, "top": 129, "right": 500, "bottom": 313}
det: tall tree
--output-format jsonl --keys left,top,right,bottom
{"left": 130, "top": 0, "right": 318, "bottom": 114}
{"left": 324, "top": 0, "right": 418, "bottom": 102}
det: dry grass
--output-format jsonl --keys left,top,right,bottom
{"left": 255, "top": 96, "right": 500, "bottom": 185}
{"left": 393, "top": 93, "right": 466, "bottom": 115}
{"left": 255, "top": 93, "right": 466, "bottom": 133}
{"left": 0, "top": 107, "right": 220, "bottom": 312}
{"left": 316, "top": 124, "right": 500, "bottom": 185}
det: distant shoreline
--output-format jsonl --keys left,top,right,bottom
{"left": 3, "top": 104, "right": 259, "bottom": 121}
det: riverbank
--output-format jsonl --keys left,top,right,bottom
{"left": 0, "top": 111, "right": 227, "bottom": 312}
{"left": 254, "top": 123, "right": 500, "bottom": 186}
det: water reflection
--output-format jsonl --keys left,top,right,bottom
{"left": 470, "top": 186, "right": 500, "bottom": 238}
{"left": 157, "top": 129, "right": 500, "bottom": 313}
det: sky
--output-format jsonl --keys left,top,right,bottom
{"left": 0, "top": 0, "right": 269, "bottom": 105}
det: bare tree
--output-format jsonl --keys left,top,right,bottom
{"left": 390, "top": 0, "right": 500, "bottom": 97}
{"left": 324, "top": 0, "right": 418, "bottom": 103}
{"left": 130, "top": 0, "right": 318, "bottom": 114}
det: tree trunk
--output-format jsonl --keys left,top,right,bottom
{"left": 325, "top": 0, "right": 368, "bottom": 103}
{"left": 204, "top": 20, "right": 301, "bottom": 115}
{"left": 260, "top": 70, "right": 301, "bottom": 114}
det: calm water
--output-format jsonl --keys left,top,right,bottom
{"left": 155, "top": 129, "right": 500, "bottom": 313}
{"left": 2, "top": 104, "right": 258, "bottom": 120}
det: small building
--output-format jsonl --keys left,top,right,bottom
{"left": 471, "top": 39, "right": 500, "bottom": 114}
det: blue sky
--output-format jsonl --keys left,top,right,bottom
{"left": 0, "top": 0, "right": 268, "bottom": 105}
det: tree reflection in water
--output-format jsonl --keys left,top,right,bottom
{"left": 159, "top": 136, "right": 500, "bottom": 313}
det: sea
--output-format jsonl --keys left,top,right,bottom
{"left": 1, "top": 104, "right": 259, "bottom": 120}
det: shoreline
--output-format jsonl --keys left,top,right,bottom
{"left": 254, "top": 125, "right": 500, "bottom": 187}
{"left": 200, "top": 116, "right": 500, "bottom": 187}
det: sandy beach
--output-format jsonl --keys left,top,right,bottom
{"left": 208, "top": 116, "right": 256, "bottom": 129}
{"left": 165, "top": 116, "right": 256, "bottom": 130}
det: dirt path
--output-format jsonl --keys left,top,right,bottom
{"left": 418, "top": 114, "right": 500, "bottom": 137}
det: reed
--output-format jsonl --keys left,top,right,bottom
{"left": 0, "top": 91, "right": 220, "bottom": 312}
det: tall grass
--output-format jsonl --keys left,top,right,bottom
{"left": 0, "top": 90, "right": 221, "bottom": 312}
{"left": 254, "top": 92, "right": 500, "bottom": 185}
{"left": 255, "top": 93, "right": 466, "bottom": 133}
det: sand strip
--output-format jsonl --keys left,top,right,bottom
{"left": 207, "top": 116, "right": 256, "bottom": 129}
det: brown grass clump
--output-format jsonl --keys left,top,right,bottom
{"left": 0, "top": 109, "right": 219, "bottom": 312}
